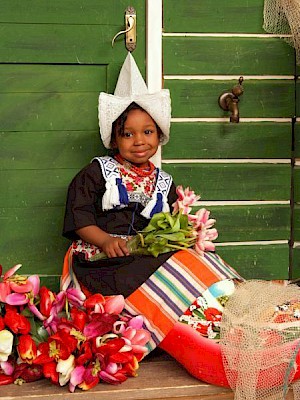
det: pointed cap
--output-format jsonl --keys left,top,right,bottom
{"left": 98, "top": 52, "right": 171, "bottom": 149}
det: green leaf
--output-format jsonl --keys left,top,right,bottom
{"left": 179, "top": 214, "right": 189, "bottom": 230}
{"left": 157, "top": 232, "right": 186, "bottom": 241}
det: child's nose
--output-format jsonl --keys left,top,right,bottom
{"left": 134, "top": 132, "right": 145, "bottom": 144}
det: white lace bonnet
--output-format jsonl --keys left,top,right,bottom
{"left": 98, "top": 52, "right": 171, "bottom": 149}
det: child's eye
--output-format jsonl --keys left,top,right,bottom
{"left": 144, "top": 129, "right": 153, "bottom": 135}
{"left": 124, "top": 131, "right": 133, "bottom": 138}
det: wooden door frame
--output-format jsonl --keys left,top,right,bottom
{"left": 146, "top": 0, "right": 163, "bottom": 167}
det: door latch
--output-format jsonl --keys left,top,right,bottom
{"left": 112, "top": 6, "right": 136, "bottom": 52}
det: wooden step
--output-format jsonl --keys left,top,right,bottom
{"left": 1, "top": 354, "right": 295, "bottom": 400}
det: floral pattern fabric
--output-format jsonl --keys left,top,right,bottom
{"left": 118, "top": 164, "right": 156, "bottom": 198}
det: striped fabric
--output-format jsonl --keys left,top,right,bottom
{"left": 124, "top": 249, "right": 242, "bottom": 352}
{"left": 61, "top": 246, "right": 81, "bottom": 292}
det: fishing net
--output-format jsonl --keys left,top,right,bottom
{"left": 220, "top": 280, "right": 300, "bottom": 399}
{"left": 263, "top": 0, "right": 300, "bottom": 64}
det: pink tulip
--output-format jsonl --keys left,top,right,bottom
{"left": 122, "top": 327, "right": 151, "bottom": 354}
{"left": 172, "top": 186, "right": 200, "bottom": 215}
{"left": 0, "top": 361, "right": 14, "bottom": 376}
{"left": 3, "top": 264, "right": 22, "bottom": 280}
{"left": 128, "top": 315, "right": 144, "bottom": 329}
{"left": 69, "top": 365, "right": 85, "bottom": 392}
{"left": 104, "top": 295, "right": 125, "bottom": 315}
{"left": 0, "top": 282, "right": 11, "bottom": 302}
{"left": 189, "top": 208, "right": 216, "bottom": 230}
{"left": 99, "top": 369, "right": 127, "bottom": 384}
{"left": 9, "top": 280, "right": 33, "bottom": 293}
{"left": 5, "top": 293, "right": 28, "bottom": 305}
{"left": 66, "top": 288, "right": 86, "bottom": 308}
{"left": 0, "top": 265, "right": 40, "bottom": 303}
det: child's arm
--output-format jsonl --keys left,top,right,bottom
{"left": 76, "top": 225, "right": 130, "bottom": 258}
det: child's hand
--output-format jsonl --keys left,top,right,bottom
{"left": 101, "top": 236, "right": 130, "bottom": 258}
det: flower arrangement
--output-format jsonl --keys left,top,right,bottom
{"left": 90, "top": 185, "right": 218, "bottom": 261}
{"left": 0, "top": 264, "right": 150, "bottom": 391}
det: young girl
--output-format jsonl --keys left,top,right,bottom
{"left": 60, "top": 53, "right": 245, "bottom": 387}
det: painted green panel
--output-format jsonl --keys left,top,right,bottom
{"left": 163, "top": 37, "right": 294, "bottom": 75}
{"left": 205, "top": 205, "right": 290, "bottom": 242}
{"left": 39, "top": 276, "right": 61, "bottom": 293}
{"left": 0, "top": 65, "right": 107, "bottom": 93}
{"left": 295, "top": 167, "right": 300, "bottom": 203}
{"left": 1, "top": 0, "right": 145, "bottom": 25}
{"left": 1, "top": 93, "right": 100, "bottom": 132}
{"left": 165, "top": 80, "right": 295, "bottom": 118}
{"left": 216, "top": 244, "right": 289, "bottom": 280}
{"left": 163, "top": 0, "right": 265, "bottom": 33}
{"left": 0, "top": 169, "right": 78, "bottom": 207}
{"left": 295, "top": 123, "right": 300, "bottom": 158}
{"left": 163, "top": 163, "right": 291, "bottom": 201}
{"left": 164, "top": 122, "right": 292, "bottom": 159}
{"left": 292, "top": 247, "right": 300, "bottom": 280}
{"left": 295, "top": 206, "right": 300, "bottom": 241}
{"left": 0, "top": 207, "right": 68, "bottom": 275}
{"left": 0, "top": 24, "right": 146, "bottom": 64}
{"left": 0, "top": 131, "right": 105, "bottom": 170}
{"left": 296, "top": 80, "right": 300, "bottom": 117}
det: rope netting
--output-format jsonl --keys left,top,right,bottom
{"left": 263, "top": 0, "right": 300, "bottom": 64}
{"left": 220, "top": 280, "right": 300, "bottom": 399}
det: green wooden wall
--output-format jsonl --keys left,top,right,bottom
{"left": 1, "top": 0, "right": 299, "bottom": 288}
{"left": 0, "top": 0, "right": 146, "bottom": 290}
{"left": 162, "top": 0, "right": 297, "bottom": 280}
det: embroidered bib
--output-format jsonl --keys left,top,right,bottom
{"left": 93, "top": 156, "right": 173, "bottom": 219}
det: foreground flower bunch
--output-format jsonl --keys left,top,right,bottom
{"left": 91, "top": 186, "right": 218, "bottom": 261}
{"left": 0, "top": 264, "right": 150, "bottom": 391}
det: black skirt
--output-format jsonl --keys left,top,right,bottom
{"left": 72, "top": 251, "right": 176, "bottom": 297}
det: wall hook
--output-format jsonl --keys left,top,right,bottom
{"left": 111, "top": 6, "right": 136, "bottom": 52}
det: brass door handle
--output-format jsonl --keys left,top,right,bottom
{"left": 112, "top": 6, "right": 136, "bottom": 52}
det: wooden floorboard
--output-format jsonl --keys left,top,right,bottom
{"left": 0, "top": 358, "right": 295, "bottom": 400}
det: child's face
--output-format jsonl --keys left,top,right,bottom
{"left": 114, "top": 108, "right": 160, "bottom": 168}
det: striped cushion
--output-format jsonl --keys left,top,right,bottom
{"left": 124, "top": 249, "right": 242, "bottom": 352}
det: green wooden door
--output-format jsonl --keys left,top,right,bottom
{"left": 0, "top": 0, "right": 146, "bottom": 289}
{"left": 162, "top": 0, "right": 297, "bottom": 280}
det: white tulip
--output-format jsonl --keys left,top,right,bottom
{"left": 0, "top": 330, "right": 14, "bottom": 362}
{"left": 56, "top": 354, "right": 75, "bottom": 386}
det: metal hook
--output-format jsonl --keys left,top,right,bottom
{"left": 111, "top": 7, "right": 136, "bottom": 52}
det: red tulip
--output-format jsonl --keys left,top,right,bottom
{"left": 17, "top": 334, "right": 37, "bottom": 364}
{"left": 0, "top": 374, "right": 14, "bottom": 385}
{"left": 0, "top": 316, "right": 5, "bottom": 331}
{"left": 34, "top": 330, "right": 77, "bottom": 365}
{"left": 70, "top": 308, "right": 88, "bottom": 332}
{"left": 76, "top": 342, "right": 93, "bottom": 366}
{"left": 4, "top": 309, "right": 30, "bottom": 335}
{"left": 78, "top": 365, "right": 99, "bottom": 391}
{"left": 39, "top": 286, "right": 55, "bottom": 318}
{"left": 43, "top": 361, "right": 59, "bottom": 384}
{"left": 13, "top": 363, "right": 43, "bottom": 383}
{"left": 84, "top": 293, "right": 105, "bottom": 312}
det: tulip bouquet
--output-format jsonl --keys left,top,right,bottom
{"left": 0, "top": 264, "right": 150, "bottom": 391}
{"left": 90, "top": 185, "right": 218, "bottom": 261}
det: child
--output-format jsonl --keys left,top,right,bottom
{"left": 61, "top": 53, "right": 243, "bottom": 386}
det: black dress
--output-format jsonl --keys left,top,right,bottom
{"left": 63, "top": 160, "right": 178, "bottom": 297}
